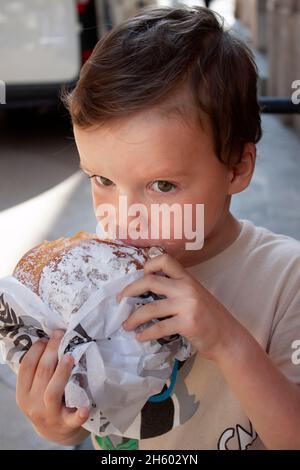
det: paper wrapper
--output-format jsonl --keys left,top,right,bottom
{"left": 0, "top": 271, "right": 195, "bottom": 436}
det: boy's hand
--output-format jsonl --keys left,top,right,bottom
{"left": 16, "top": 330, "right": 90, "bottom": 446}
{"left": 118, "top": 253, "right": 241, "bottom": 362}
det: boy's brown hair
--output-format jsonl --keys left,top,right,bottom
{"left": 62, "top": 5, "right": 262, "bottom": 166}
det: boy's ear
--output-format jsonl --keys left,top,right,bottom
{"left": 228, "top": 143, "right": 256, "bottom": 195}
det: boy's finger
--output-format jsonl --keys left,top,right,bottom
{"left": 43, "top": 354, "right": 74, "bottom": 413}
{"left": 123, "top": 298, "right": 177, "bottom": 331}
{"left": 135, "top": 316, "right": 181, "bottom": 342}
{"left": 144, "top": 253, "right": 187, "bottom": 280}
{"left": 62, "top": 406, "right": 90, "bottom": 430}
{"left": 31, "top": 330, "right": 65, "bottom": 395}
{"left": 118, "top": 273, "right": 177, "bottom": 301}
{"left": 16, "top": 339, "right": 48, "bottom": 396}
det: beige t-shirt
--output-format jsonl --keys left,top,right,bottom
{"left": 92, "top": 218, "right": 300, "bottom": 450}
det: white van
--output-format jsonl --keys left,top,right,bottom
{"left": 0, "top": 0, "right": 98, "bottom": 108}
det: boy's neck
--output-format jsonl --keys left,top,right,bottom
{"left": 177, "top": 212, "right": 243, "bottom": 268}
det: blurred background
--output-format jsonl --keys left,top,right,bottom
{"left": 0, "top": 0, "right": 299, "bottom": 449}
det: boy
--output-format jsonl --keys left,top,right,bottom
{"left": 15, "top": 6, "right": 300, "bottom": 449}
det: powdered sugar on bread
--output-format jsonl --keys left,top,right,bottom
{"left": 13, "top": 231, "right": 160, "bottom": 322}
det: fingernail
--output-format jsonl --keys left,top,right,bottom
{"left": 40, "top": 337, "right": 49, "bottom": 343}
{"left": 116, "top": 293, "right": 122, "bottom": 303}
{"left": 52, "top": 330, "right": 65, "bottom": 339}
{"left": 148, "top": 246, "right": 164, "bottom": 259}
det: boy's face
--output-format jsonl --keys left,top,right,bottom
{"left": 74, "top": 107, "right": 234, "bottom": 263}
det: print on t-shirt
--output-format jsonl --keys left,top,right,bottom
{"left": 96, "top": 353, "right": 200, "bottom": 447}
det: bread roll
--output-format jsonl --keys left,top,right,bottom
{"left": 13, "top": 231, "right": 162, "bottom": 322}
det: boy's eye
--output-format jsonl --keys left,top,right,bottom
{"left": 91, "top": 175, "right": 114, "bottom": 187}
{"left": 150, "top": 180, "right": 177, "bottom": 193}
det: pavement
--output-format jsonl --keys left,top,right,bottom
{"left": 0, "top": 0, "right": 300, "bottom": 451}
